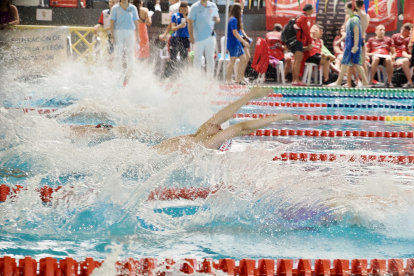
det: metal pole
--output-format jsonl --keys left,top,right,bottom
{"left": 222, "top": 0, "right": 230, "bottom": 82}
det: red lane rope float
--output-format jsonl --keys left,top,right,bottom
{"left": 233, "top": 113, "right": 387, "bottom": 121}
{"left": 251, "top": 129, "right": 414, "bottom": 138}
{"left": 273, "top": 153, "right": 414, "bottom": 164}
{"left": 0, "top": 256, "right": 413, "bottom": 276}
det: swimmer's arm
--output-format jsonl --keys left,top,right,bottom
{"left": 203, "top": 114, "right": 299, "bottom": 150}
{"left": 204, "top": 87, "right": 273, "bottom": 126}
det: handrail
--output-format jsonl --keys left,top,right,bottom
{"left": 12, "top": 25, "right": 108, "bottom": 63}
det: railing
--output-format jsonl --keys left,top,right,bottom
{"left": 12, "top": 25, "right": 108, "bottom": 64}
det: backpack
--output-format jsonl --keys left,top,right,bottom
{"left": 281, "top": 15, "right": 301, "bottom": 48}
{"left": 392, "top": 68, "right": 408, "bottom": 87}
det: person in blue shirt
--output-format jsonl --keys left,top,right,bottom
{"left": 188, "top": 0, "right": 220, "bottom": 78}
{"left": 110, "top": 0, "right": 140, "bottom": 79}
{"left": 170, "top": 1, "right": 190, "bottom": 69}
{"left": 226, "top": 3, "right": 249, "bottom": 84}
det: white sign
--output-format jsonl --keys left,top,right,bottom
{"left": 36, "top": 9, "right": 53, "bottom": 21}
{"left": 0, "top": 27, "right": 69, "bottom": 74}
{"left": 161, "top": 13, "right": 171, "bottom": 25}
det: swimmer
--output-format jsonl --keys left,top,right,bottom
{"left": 69, "top": 123, "right": 167, "bottom": 142}
{"left": 152, "top": 86, "right": 299, "bottom": 154}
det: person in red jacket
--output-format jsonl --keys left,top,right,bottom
{"left": 391, "top": 23, "right": 413, "bottom": 88}
{"left": 265, "top": 23, "right": 292, "bottom": 79}
{"left": 288, "top": 3, "right": 314, "bottom": 86}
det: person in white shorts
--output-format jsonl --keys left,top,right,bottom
{"left": 110, "top": 0, "right": 140, "bottom": 76}
{"left": 188, "top": 0, "right": 220, "bottom": 78}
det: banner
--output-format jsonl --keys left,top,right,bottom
{"left": 403, "top": 0, "right": 414, "bottom": 24}
{"left": 266, "top": 0, "right": 317, "bottom": 30}
{"left": 366, "top": 0, "right": 397, "bottom": 33}
{"left": 315, "top": 0, "right": 345, "bottom": 52}
{"left": 0, "top": 27, "right": 69, "bottom": 73}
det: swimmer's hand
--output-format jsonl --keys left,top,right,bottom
{"left": 249, "top": 87, "right": 274, "bottom": 99}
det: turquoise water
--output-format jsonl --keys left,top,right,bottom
{"left": 1, "top": 75, "right": 414, "bottom": 262}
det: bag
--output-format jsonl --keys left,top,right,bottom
{"left": 281, "top": 15, "right": 301, "bottom": 49}
{"left": 392, "top": 68, "right": 408, "bottom": 87}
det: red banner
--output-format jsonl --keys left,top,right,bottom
{"left": 266, "top": 0, "right": 316, "bottom": 30}
{"left": 403, "top": 0, "right": 414, "bottom": 24}
{"left": 366, "top": 0, "right": 397, "bottom": 33}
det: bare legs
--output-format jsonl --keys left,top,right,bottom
{"left": 396, "top": 58, "right": 413, "bottom": 85}
{"left": 226, "top": 54, "right": 248, "bottom": 83}
{"left": 292, "top": 51, "right": 303, "bottom": 83}
{"left": 284, "top": 54, "right": 292, "bottom": 77}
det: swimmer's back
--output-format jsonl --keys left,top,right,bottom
{"left": 152, "top": 135, "right": 198, "bottom": 154}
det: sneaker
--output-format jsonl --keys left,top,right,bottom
{"left": 324, "top": 82, "right": 341, "bottom": 87}
{"left": 357, "top": 81, "right": 363, "bottom": 88}
{"left": 403, "top": 83, "right": 414, "bottom": 88}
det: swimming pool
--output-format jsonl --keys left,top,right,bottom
{"left": 1, "top": 64, "right": 414, "bottom": 270}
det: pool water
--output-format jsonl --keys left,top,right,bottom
{"left": 1, "top": 63, "right": 414, "bottom": 263}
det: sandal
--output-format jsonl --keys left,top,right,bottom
{"left": 386, "top": 83, "right": 394, "bottom": 88}
{"left": 237, "top": 80, "right": 249, "bottom": 85}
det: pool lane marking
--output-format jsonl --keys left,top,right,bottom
{"left": 250, "top": 129, "right": 414, "bottom": 138}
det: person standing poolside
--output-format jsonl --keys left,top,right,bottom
{"left": 161, "top": 0, "right": 190, "bottom": 40}
{"left": 392, "top": 23, "right": 413, "bottom": 88}
{"left": 188, "top": 0, "right": 220, "bottom": 78}
{"left": 170, "top": 2, "right": 190, "bottom": 69}
{"left": 133, "top": 0, "right": 152, "bottom": 60}
{"left": 225, "top": 4, "right": 249, "bottom": 84}
{"left": 266, "top": 23, "right": 292, "bottom": 79}
{"left": 289, "top": 4, "right": 314, "bottom": 86}
{"left": 152, "top": 87, "right": 299, "bottom": 155}
{"left": 0, "top": 0, "right": 19, "bottom": 29}
{"left": 326, "top": 3, "right": 369, "bottom": 88}
{"left": 234, "top": 0, "right": 252, "bottom": 84}
{"left": 110, "top": 0, "right": 140, "bottom": 76}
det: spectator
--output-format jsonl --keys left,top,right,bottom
{"left": 288, "top": 3, "right": 314, "bottom": 86}
{"left": 366, "top": 24, "right": 395, "bottom": 87}
{"left": 161, "top": 0, "right": 189, "bottom": 40}
{"left": 234, "top": 0, "right": 252, "bottom": 83}
{"left": 225, "top": 3, "right": 249, "bottom": 84}
{"left": 94, "top": 0, "right": 117, "bottom": 54}
{"left": 0, "top": 0, "right": 19, "bottom": 29}
{"left": 333, "top": 24, "right": 345, "bottom": 71}
{"left": 110, "top": 0, "right": 140, "bottom": 76}
{"left": 133, "top": 0, "right": 152, "bottom": 60}
{"left": 392, "top": 23, "right": 413, "bottom": 88}
{"left": 302, "top": 24, "right": 332, "bottom": 85}
{"left": 188, "top": 0, "right": 220, "bottom": 78}
{"left": 265, "top": 23, "right": 292, "bottom": 79}
{"left": 170, "top": 1, "right": 190, "bottom": 68}
{"left": 326, "top": 3, "right": 369, "bottom": 88}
